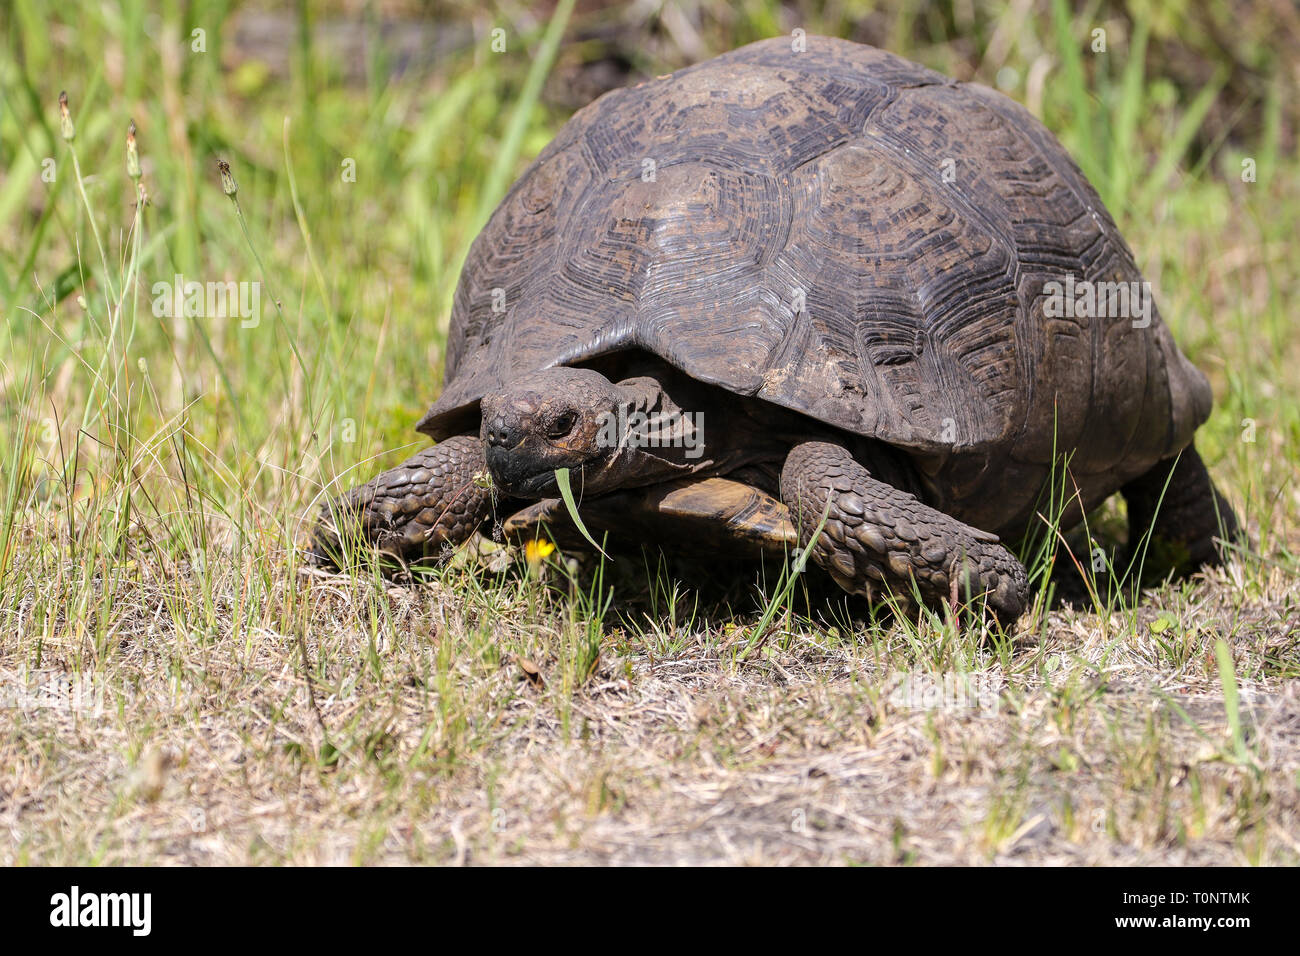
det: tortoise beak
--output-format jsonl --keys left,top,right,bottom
{"left": 484, "top": 443, "right": 571, "bottom": 498}
{"left": 484, "top": 443, "right": 533, "bottom": 495}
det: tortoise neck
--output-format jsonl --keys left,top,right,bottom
{"left": 605, "top": 359, "right": 924, "bottom": 499}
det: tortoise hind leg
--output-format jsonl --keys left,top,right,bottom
{"left": 310, "top": 434, "right": 494, "bottom": 566}
{"left": 1121, "top": 443, "right": 1241, "bottom": 580}
{"left": 780, "top": 441, "right": 1028, "bottom": 624}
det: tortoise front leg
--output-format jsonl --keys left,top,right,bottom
{"left": 310, "top": 434, "right": 494, "bottom": 565}
{"left": 780, "top": 441, "right": 1028, "bottom": 624}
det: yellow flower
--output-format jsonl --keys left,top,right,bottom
{"left": 525, "top": 538, "right": 556, "bottom": 569}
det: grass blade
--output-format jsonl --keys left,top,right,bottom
{"left": 471, "top": 0, "right": 575, "bottom": 233}
{"left": 554, "top": 466, "right": 609, "bottom": 559}
{"left": 1214, "top": 638, "right": 1252, "bottom": 767}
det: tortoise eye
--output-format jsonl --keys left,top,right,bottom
{"left": 547, "top": 412, "right": 577, "bottom": 439}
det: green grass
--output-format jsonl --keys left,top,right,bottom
{"left": 0, "top": 0, "right": 1296, "bottom": 864}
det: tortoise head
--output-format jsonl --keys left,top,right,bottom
{"left": 481, "top": 367, "right": 656, "bottom": 499}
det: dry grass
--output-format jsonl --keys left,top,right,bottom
{"left": 2, "top": 544, "right": 1296, "bottom": 865}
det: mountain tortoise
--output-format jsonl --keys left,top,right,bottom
{"left": 312, "top": 36, "right": 1239, "bottom": 623}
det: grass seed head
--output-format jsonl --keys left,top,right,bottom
{"left": 126, "top": 119, "right": 141, "bottom": 179}
{"left": 218, "top": 158, "right": 238, "bottom": 197}
{"left": 58, "top": 90, "right": 75, "bottom": 141}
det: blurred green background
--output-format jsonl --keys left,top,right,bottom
{"left": 1, "top": 0, "right": 1296, "bottom": 570}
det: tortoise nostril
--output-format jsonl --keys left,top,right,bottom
{"left": 485, "top": 417, "right": 520, "bottom": 449}
{"left": 484, "top": 415, "right": 510, "bottom": 448}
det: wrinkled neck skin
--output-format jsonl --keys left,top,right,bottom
{"left": 587, "top": 374, "right": 707, "bottom": 491}
{"left": 595, "top": 368, "right": 807, "bottom": 496}
{"left": 606, "top": 364, "right": 926, "bottom": 501}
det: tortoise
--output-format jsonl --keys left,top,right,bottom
{"left": 312, "top": 36, "right": 1240, "bottom": 622}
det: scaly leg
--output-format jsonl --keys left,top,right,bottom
{"left": 780, "top": 441, "right": 1028, "bottom": 623}
{"left": 310, "top": 434, "right": 494, "bottom": 565}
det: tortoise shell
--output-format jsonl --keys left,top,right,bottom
{"left": 418, "top": 36, "right": 1210, "bottom": 530}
